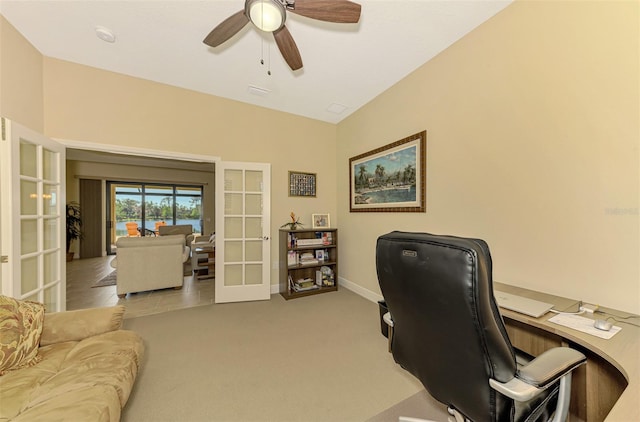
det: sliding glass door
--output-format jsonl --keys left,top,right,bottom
{"left": 106, "top": 182, "right": 203, "bottom": 253}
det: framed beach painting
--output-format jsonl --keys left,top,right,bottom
{"left": 349, "top": 131, "right": 426, "bottom": 212}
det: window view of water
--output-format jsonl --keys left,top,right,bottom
{"left": 115, "top": 219, "right": 202, "bottom": 237}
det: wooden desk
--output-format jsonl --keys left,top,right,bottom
{"left": 494, "top": 282, "right": 639, "bottom": 422}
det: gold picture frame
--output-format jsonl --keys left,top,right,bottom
{"left": 349, "top": 131, "right": 426, "bottom": 212}
{"left": 289, "top": 171, "right": 317, "bottom": 197}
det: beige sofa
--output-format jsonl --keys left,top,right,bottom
{"left": 0, "top": 303, "right": 144, "bottom": 421}
{"left": 112, "top": 234, "right": 189, "bottom": 297}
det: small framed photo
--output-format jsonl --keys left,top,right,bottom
{"left": 315, "top": 250, "right": 325, "bottom": 261}
{"left": 312, "top": 213, "right": 330, "bottom": 229}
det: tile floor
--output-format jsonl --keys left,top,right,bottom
{"left": 66, "top": 255, "right": 215, "bottom": 318}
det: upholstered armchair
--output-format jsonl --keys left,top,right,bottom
{"left": 111, "top": 234, "right": 190, "bottom": 297}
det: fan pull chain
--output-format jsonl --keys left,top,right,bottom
{"left": 260, "top": 36, "right": 264, "bottom": 65}
{"left": 259, "top": 38, "right": 271, "bottom": 76}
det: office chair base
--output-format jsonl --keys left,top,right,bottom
{"left": 447, "top": 407, "right": 466, "bottom": 422}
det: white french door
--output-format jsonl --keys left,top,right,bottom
{"left": 0, "top": 118, "right": 66, "bottom": 311}
{"left": 215, "top": 161, "right": 270, "bottom": 303}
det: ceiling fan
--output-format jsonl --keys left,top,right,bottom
{"left": 203, "top": 0, "right": 361, "bottom": 71}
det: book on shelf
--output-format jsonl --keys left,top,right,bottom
{"left": 322, "top": 232, "right": 333, "bottom": 245}
{"left": 287, "top": 250, "right": 298, "bottom": 266}
{"left": 287, "top": 233, "right": 296, "bottom": 248}
{"left": 298, "top": 252, "right": 318, "bottom": 265}
{"left": 296, "top": 238, "right": 324, "bottom": 246}
{"left": 291, "top": 277, "right": 319, "bottom": 292}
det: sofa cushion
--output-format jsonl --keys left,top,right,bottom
{"left": 40, "top": 305, "right": 125, "bottom": 347}
{"left": 0, "top": 295, "right": 45, "bottom": 375}
{"left": 0, "top": 330, "right": 143, "bottom": 421}
{"left": 10, "top": 384, "right": 121, "bottom": 422}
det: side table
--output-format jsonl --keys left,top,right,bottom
{"left": 192, "top": 245, "right": 215, "bottom": 280}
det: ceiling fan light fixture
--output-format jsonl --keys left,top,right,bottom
{"left": 246, "top": 0, "right": 285, "bottom": 32}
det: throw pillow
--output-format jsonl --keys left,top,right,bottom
{"left": 0, "top": 295, "right": 45, "bottom": 375}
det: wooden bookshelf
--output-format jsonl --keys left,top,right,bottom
{"left": 279, "top": 228, "right": 338, "bottom": 300}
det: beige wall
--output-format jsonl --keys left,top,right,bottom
{"left": 42, "top": 58, "right": 337, "bottom": 285}
{"left": 2, "top": 2, "right": 638, "bottom": 312}
{"left": 337, "top": 0, "right": 640, "bottom": 313}
{"left": 0, "top": 15, "right": 44, "bottom": 132}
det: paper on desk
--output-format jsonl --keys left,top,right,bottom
{"left": 548, "top": 314, "right": 621, "bottom": 339}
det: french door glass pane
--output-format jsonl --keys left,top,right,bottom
{"left": 224, "top": 265, "right": 243, "bottom": 286}
{"left": 245, "top": 240, "right": 262, "bottom": 261}
{"left": 21, "top": 220, "right": 37, "bottom": 254}
{"left": 21, "top": 256, "right": 38, "bottom": 293}
{"left": 43, "top": 148, "right": 57, "bottom": 181}
{"left": 43, "top": 219, "right": 58, "bottom": 250}
{"left": 245, "top": 170, "right": 263, "bottom": 191}
{"left": 43, "top": 184, "right": 57, "bottom": 216}
{"left": 245, "top": 264, "right": 262, "bottom": 285}
{"left": 224, "top": 193, "right": 243, "bottom": 214}
{"left": 225, "top": 217, "right": 242, "bottom": 238}
{"left": 23, "top": 293, "right": 38, "bottom": 302}
{"left": 43, "top": 252, "right": 58, "bottom": 285}
{"left": 225, "top": 170, "right": 243, "bottom": 190}
{"left": 20, "top": 180, "right": 37, "bottom": 215}
{"left": 245, "top": 217, "right": 262, "bottom": 238}
{"left": 245, "top": 194, "right": 262, "bottom": 215}
{"left": 20, "top": 141, "right": 37, "bottom": 178}
{"left": 225, "top": 240, "right": 243, "bottom": 262}
{"left": 44, "top": 285, "right": 58, "bottom": 311}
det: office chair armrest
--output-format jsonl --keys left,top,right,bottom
{"left": 489, "top": 347, "right": 586, "bottom": 401}
{"left": 517, "top": 347, "right": 586, "bottom": 388}
{"left": 383, "top": 311, "right": 394, "bottom": 327}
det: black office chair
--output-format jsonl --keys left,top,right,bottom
{"left": 376, "top": 231, "right": 586, "bottom": 422}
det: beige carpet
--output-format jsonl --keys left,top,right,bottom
{"left": 121, "top": 288, "right": 448, "bottom": 422}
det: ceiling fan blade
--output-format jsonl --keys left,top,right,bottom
{"left": 289, "top": 0, "right": 361, "bottom": 23}
{"left": 203, "top": 10, "right": 249, "bottom": 47}
{"left": 273, "top": 26, "right": 303, "bottom": 71}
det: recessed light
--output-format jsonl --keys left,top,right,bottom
{"left": 326, "top": 103, "right": 348, "bottom": 114}
{"left": 95, "top": 26, "right": 116, "bottom": 43}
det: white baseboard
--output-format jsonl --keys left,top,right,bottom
{"left": 338, "top": 276, "right": 384, "bottom": 304}
{"left": 271, "top": 284, "right": 279, "bottom": 295}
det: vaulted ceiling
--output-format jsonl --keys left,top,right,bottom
{"left": 1, "top": 0, "right": 512, "bottom": 124}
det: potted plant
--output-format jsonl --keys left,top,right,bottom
{"left": 66, "top": 202, "right": 82, "bottom": 262}
{"left": 280, "top": 212, "right": 304, "bottom": 230}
